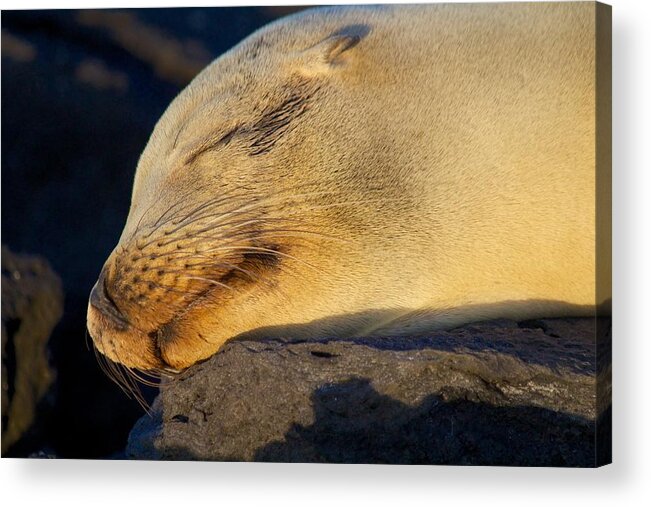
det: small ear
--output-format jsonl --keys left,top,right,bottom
{"left": 313, "top": 34, "right": 362, "bottom": 64}
{"left": 294, "top": 25, "right": 369, "bottom": 76}
{"left": 303, "top": 34, "right": 362, "bottom": 66}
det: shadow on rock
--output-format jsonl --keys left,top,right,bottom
{"left": 255, "top": 377, "right": 596, "bottom": 466}
{"left": 234, "top": 304, "right": 605, "bottom": 376}
{"left": 126, "top": 318, "right": 609, "bottom": 466}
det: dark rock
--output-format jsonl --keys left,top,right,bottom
{"left": 1, "top": 246, "right": 63, "bottom": 455}
{"left": 127, "top": 317, "right": 610, "bottom": 466}
{"left": 28, "top": 448, "right": 58, "bottom": 459}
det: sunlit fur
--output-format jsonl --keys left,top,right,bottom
{"left": 87, "top": 4, "right": 600, "bottom": 383}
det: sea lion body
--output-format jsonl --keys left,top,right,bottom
{"left": 87, "top": 4, "right": 598, "bottom": 371}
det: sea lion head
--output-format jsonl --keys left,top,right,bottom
{"left": 87, "top": 26, "right": 369, "bottom": 374}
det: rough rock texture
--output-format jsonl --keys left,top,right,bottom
{"left": 127, "top": 317, "right": 611, "bottom": 466}
{"left": 1, "top": 246, "right": 63, "bottom": 455}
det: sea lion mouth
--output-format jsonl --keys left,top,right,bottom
{"left": 146, "top": 246, "right": 285, "bottom": 365}
{"left": 88, "top": 237, "right": 287, "bottom": 373}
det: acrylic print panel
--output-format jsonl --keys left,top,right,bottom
{"left": 1, "top": 2, "right": 611, "bottom": 466}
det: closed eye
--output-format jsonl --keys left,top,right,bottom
{"left": 184, "top": 125, "right": 241, "bottom": 165}
{"left": 183, "top": 78, "right": 320, "bottom": 164}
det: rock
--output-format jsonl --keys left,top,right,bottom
{"left": 28, "top": 448, "right": 58, "bottom": 459}
{"left": 1, "top": 246, "right": 63, "bottom": 455}
{"left": 127, "top": 317, "right": 611, "bottom": 466}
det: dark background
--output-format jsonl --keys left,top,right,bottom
{"left": 1, "top": 6, "right": 305, "bottom": 458}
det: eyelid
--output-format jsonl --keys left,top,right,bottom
{"left": 184, "top": 125, "right": 241, "bottom": 165}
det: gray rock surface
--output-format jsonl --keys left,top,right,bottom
{"left": 127, "top": 317, "right": 610, "bottom": 466}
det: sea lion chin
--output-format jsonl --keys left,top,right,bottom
{"left": 87, "top": 4, "right": 601, "bottom": 373}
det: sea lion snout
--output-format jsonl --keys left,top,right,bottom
{"left": 86, "top": 248, "right": 184, "bottom": 371}
{"left": 85, "top": 227, "right": 249, "bottom": 371}
{"left": 88, "top": 268, "right": 129, "bottom": 331}
{"left": 87, "top": 268, "right": 172, "bottom": 369}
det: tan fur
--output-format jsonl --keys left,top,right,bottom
{"left": 87, "top": 4, "right": 599, "bottom": 371}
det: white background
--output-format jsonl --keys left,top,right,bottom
{"left": 1, "top": 0, "right": 649, "bottom": 505}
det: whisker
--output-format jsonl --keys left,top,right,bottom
{"left": 179, "top": 275, "right": 234, "bottom": 291}
{"left": 138, "top": 280, "right": 205, "bottom": 297}
{"left": 104, "top": 337, "right": 152, "bottom": 412}
{"left": 126, "top": 367, "right": 162, "bottom": 388}
{"left": 143, "top": 184, "right": 341, "bottom": 239}
{"left": 130, "top": 198, "right": 161, "bottom": 242}
{"left": 146, "top": 220, "right": 348, "bottom": 262}
{"left": 138, "top": 193, "right": 402, "bottom": 253}
{"left": 200, "top": 245, "right": 327, "bottom": 275}
{"left": 192, "top": 226, "right": 351, "bottom": 245}
{"left": 140, "top": 185, "right": 253, "bottom": 241}
{"left": 95, "top": 346, "right": 133, "bottom": 399}
{"left": 148, "top": 216, "right": 282, "bottom": 249}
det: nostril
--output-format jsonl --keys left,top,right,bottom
{"left": 101, "top": 274, "right": 119, "bottom": 309}
{"left": 90, "top": 269, "right": 129, "bottom": 329}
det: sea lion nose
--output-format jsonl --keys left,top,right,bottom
{"left": 89, "top": 268, "right": 129, "bottom": 329}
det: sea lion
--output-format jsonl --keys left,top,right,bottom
{"left": 87, "top": 3, "right": 601, "bottom": 374}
